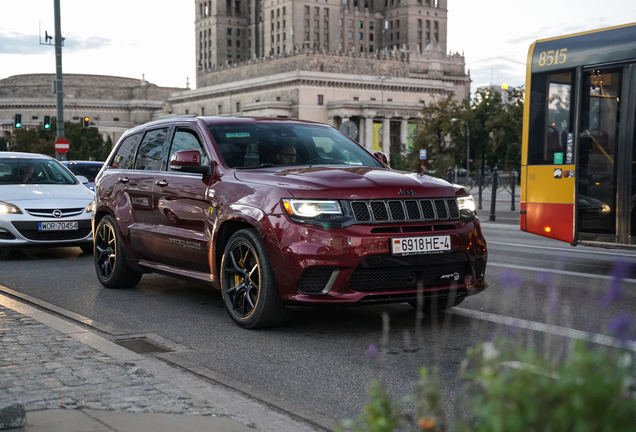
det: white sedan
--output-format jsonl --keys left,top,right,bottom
{"left": 0, "top": 152, "right": 95, "bottom": 253}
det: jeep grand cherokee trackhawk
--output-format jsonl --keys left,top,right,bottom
{"left": 92, "top": 116, "right": 487, "bottom": 328}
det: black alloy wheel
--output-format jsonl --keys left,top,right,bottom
{"left": 221, "top": 229, "right": 290, "bottom": 329}
{"left": 94, "top": 215, "right": 142, "bottom": 288}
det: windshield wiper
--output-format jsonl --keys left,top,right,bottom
{"left": 234, "top": 163, "right": 276, "bottom": 169}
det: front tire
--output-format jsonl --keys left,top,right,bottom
{"left": 220, "top": 228, "right": 290, "bottom": 329}
{"left": 94, "top": 215, "right": 142, "bottom": 288}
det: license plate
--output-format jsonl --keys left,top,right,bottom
{"left": 38, "top": 221, "right": 78, "bottom": 231}
{"left": 391, "top": 235, "right": 451, "bottom": 256}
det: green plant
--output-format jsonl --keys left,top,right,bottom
{"left": 463, "top": 340, "right": 636, "bottom": 432}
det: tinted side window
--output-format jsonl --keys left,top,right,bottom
{"left": 135, "top": 128, "right": 169, "bottom": 171}
{"left": 110, "top": 133, "right": 141, "bottom": 169}
{"left": 168, "top": 129, "right": 209, "bottom": 171}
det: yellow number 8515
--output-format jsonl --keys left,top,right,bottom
{"left": 538, "top": 48, "right": 568, "bottom": 67}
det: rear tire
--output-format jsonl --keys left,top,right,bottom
{"left": 94, "top": 215, "right": 142, "bottom": 288}
{"left": 220, "top": 228, "right": 290, "bottom": 329}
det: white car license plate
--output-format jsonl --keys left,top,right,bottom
{"left": 38, "top": 221, "right": 78, "bottom": 231}
{"left": 391, "top": 235, "right": 451, "bottom": 256}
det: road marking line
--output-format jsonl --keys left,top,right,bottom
{"left": 450, "top": 307, "right": 636, "bottom": 352}
{"left": 488, "top": 241, "right": 636, "bottom": 257}
{"left": 488, "top": 262, "right": 636, "bottom": 284}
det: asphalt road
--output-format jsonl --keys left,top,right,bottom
{"left": 1, "top": 220, "right": 635, "bottom": 426}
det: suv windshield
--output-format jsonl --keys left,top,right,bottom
{"left": 0, "top": 158, "right": 77, "bottom": 185}
{"left": 208, "top": 123, "right": 383, "bottom": 169}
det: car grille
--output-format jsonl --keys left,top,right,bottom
{"left": 349, "top": 253, "right": 468, "bottom": 292}
{"left": 349, "top": 198, "right": 460, "bottom": 224}
{"left": 299, "top": 269, "right": 338, "bottom": 294}
{"left": 11, "top": 220, "right": 92, "bottom": 241}
{"left": 25, "top": 208, "right": 85, "bottom": 218}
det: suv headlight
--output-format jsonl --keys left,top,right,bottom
{"left": 0, "top": 201, "right": 22, "bottom": 216}
{"left": 457, "top": 195, "right": 476, "bottom": 216}
{"left": 282, "top": 199, "right": 342, "bottom": 218}
{"left": 86, "top": 200, "right": 96, "bottom": 213}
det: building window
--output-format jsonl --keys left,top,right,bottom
{"left": 390, "top": 21, "right": 393, "bottom": 29}
{"left": 305, "top": 19, "right": 310, "bottom": 27}
{"left": 359, "top": 21, "right": 364, "bottom": 28}
{"left": 369, "top": 33, "right": 374, "bottom": 41}
{"left": 370, "top": 97, "right": 376, "bottom": 101}
{"left": 276, "top": 96, "right": 282, "bottom": 101}
{"left": 315, "top": 6, "right": 319, "bottom": 14}
{"left": 396, "top": 31, "right": 399, "bottom": 39}
{"left": 228, "top": 50, "right": 232, "bottom": 57}
{"left": 359, "top": 44, "right": 364, "bottom": 52}
{"left": 236, "top": 29, "right": 241, "bottom": 36}
{"left": 359, "top": 32, "right": 363, "bottom": 40}
{"left": 218, "top": 105, "right": 223, "bottom": 114}
{"left": 283, "top": 20, "right": 286, "bottom": 28}
{"left": 227, "top": 28, "right": 232, "bottom": 36}
{"left": 396, "top": 20, "right": 400, "bottom": 28}
{"left": 305, "top": 5, "right": 310, "bottom": 14}
{"left": 369, "top": 44, "right": 374, "bottom": 52}
{"left": 201, "top": 107, "right": 205, "bottom": 116}
{"left": 236, "top": 102, "right": 241, "bottom": 112}
{"left": 271, "top": 10, "right": 274, "bottom": 18}
{"left": 348, "top": 19, "right": 353, "bottom": 27}
{"left": 387, "top": 98, "right": 393, "bottom": 102}
{"left": 277, "top": 8, "right": 280, "bottom": 16}
{"left": 418, "top": 19, "right": 422, "bottom": 27}
{"left": 283, "top": 6, "right": 286, "bottom": 14}
{"left": 348, "top": 31, "right": 353, "bottom": 39}
{"left": 353, "top": 97, "right": 359, "bottom": 101}
{"left": 318, "top": 95, "right": 324, "bottom": 105}
{"left": 369, "top": 21, "right": 374, "bottom": 29}
{"left": 271, "top": 23, "right": 274, "bottom": 31}
{"left": 228, "top": 39, "right": 232, "bottom": 46}
{"left": 324, "top": 7, "right": 329, "bottom": 16}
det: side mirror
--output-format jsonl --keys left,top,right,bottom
{"left": 75, "top": 175, "right": 89, "bottom": 184}
{"left": 373, "top": 151, "right": 389, "bottom": 166}
{"left": 170, "top": 150, "right": 212, "bottom": 175}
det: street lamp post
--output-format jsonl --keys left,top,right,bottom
{"left": 452, "top": 118, "right": 470, "bottom": 182}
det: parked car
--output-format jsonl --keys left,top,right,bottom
{"left": 93, "top": 116, "right": 488, "bottom": 328}
{"left": 0, "top": 152, "right": 95, "bottom": 254}
{"left": 62, "top": 161, "right": 105, "bottom": 191}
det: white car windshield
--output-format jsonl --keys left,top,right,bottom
{"left": 0, "top": 158, "right": 77, "bottom": 185}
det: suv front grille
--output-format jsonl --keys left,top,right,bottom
{"left": 349, "top": 254, "right": 469, "bottom": 292}
{"left": 349, "top": 198, "right": 460, "bottom": 224}
{"left": 25, "top": 208, "right": 84, "bottom": 218}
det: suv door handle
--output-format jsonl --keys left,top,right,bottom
{"left": 118, "top": 177, "right": 129, "bottom": 184}
{"left": 155, "top": 180, "right": 169, "bottom": 187}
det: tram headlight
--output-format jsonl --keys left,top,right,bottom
{"left": 600, "top": 203, "right": 611, "bottom": 214}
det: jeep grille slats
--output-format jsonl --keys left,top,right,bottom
{"left": 350, "top": 198, "right": 460, "bottom": 223}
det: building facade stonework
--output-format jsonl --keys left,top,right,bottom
{"left": 0, "top": 74, "right": 184, "bottom": 145}
{"left": 165, "top": 0, "right": 469, "bottom": 154}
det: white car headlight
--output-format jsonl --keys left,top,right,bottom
{"left": 457, "top": 195, "right": 476, "bottom": 213}
{"left": 283, "top": 199, "right": 342, "bottom": 218}
{"left": 86, "top": 200, "right": 96, "bottom": 213}
{"left": 0, "top": 201, "right": 22, "bottom": 216}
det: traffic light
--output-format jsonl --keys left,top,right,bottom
{"left": 43, "top": 115, "right": 51, "bottom": 130}
{"left": 82, "top": 117, "right": 90, "bottom": 128}
{"left": 14, "top": 114, "right": 22, "bottom": 129}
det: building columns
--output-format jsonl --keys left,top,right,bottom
{"left": 400, "top": 119, "right": 409, "bottom": 149}
{"left": 358, "top": 117, "right": 365, "bottom": 146}
{"left": 382, "top": 118, "right": 390, "bottom": 155}
{"left": 365, "top": 116, "right": 374, "bottom": 151}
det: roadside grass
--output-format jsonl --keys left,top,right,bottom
{"left": 337, "top": 257, "right": 636, "bottom": 432}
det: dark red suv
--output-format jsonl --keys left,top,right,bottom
{"left": 93, "top": 116, "right": 487, "bottom": 328}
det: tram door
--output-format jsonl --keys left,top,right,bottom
{"left": 577, "top": 64, "right": 636, "bottom": 245}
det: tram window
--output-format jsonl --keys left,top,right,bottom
{"left": 528, "top": 71, "right": 573, "bottom": 165}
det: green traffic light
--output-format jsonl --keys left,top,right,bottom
{"left": 44, "top": 124, "right": 50, "bottom": 129}
{"left": 15, "top": 123, "right": 21, "bottom": 128}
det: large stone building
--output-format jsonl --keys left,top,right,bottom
{"left": 1, "top": 0, "right": 469, "bottom": 157}
{"left": 166, "top": 0, "right": 469, "bottom": 154}
{"left": 0, "top": 74, "right": 184, "bottom": 145}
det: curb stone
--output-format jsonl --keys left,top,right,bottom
{"left": 0, "top": 402, "right": 26, "bottom": 430}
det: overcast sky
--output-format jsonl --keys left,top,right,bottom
{"left": 1, "top": 0, "right": 634, "bottom": 93}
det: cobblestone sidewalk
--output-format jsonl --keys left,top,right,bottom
{"left": 0, "top": 301, "right": 320, "bottom": 432}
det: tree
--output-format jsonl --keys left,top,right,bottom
{"left": 408, "top": 95, "right": 459, "bottom": 175}
{"left": 6, "top": 119, "right": 110, "bottom": 161}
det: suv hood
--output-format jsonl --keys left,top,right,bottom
{"left": 234, "top": 166, "right": 463, "bottom": 199}
{"left": 0, "top": 184, "right": 95, "bottom": 205}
